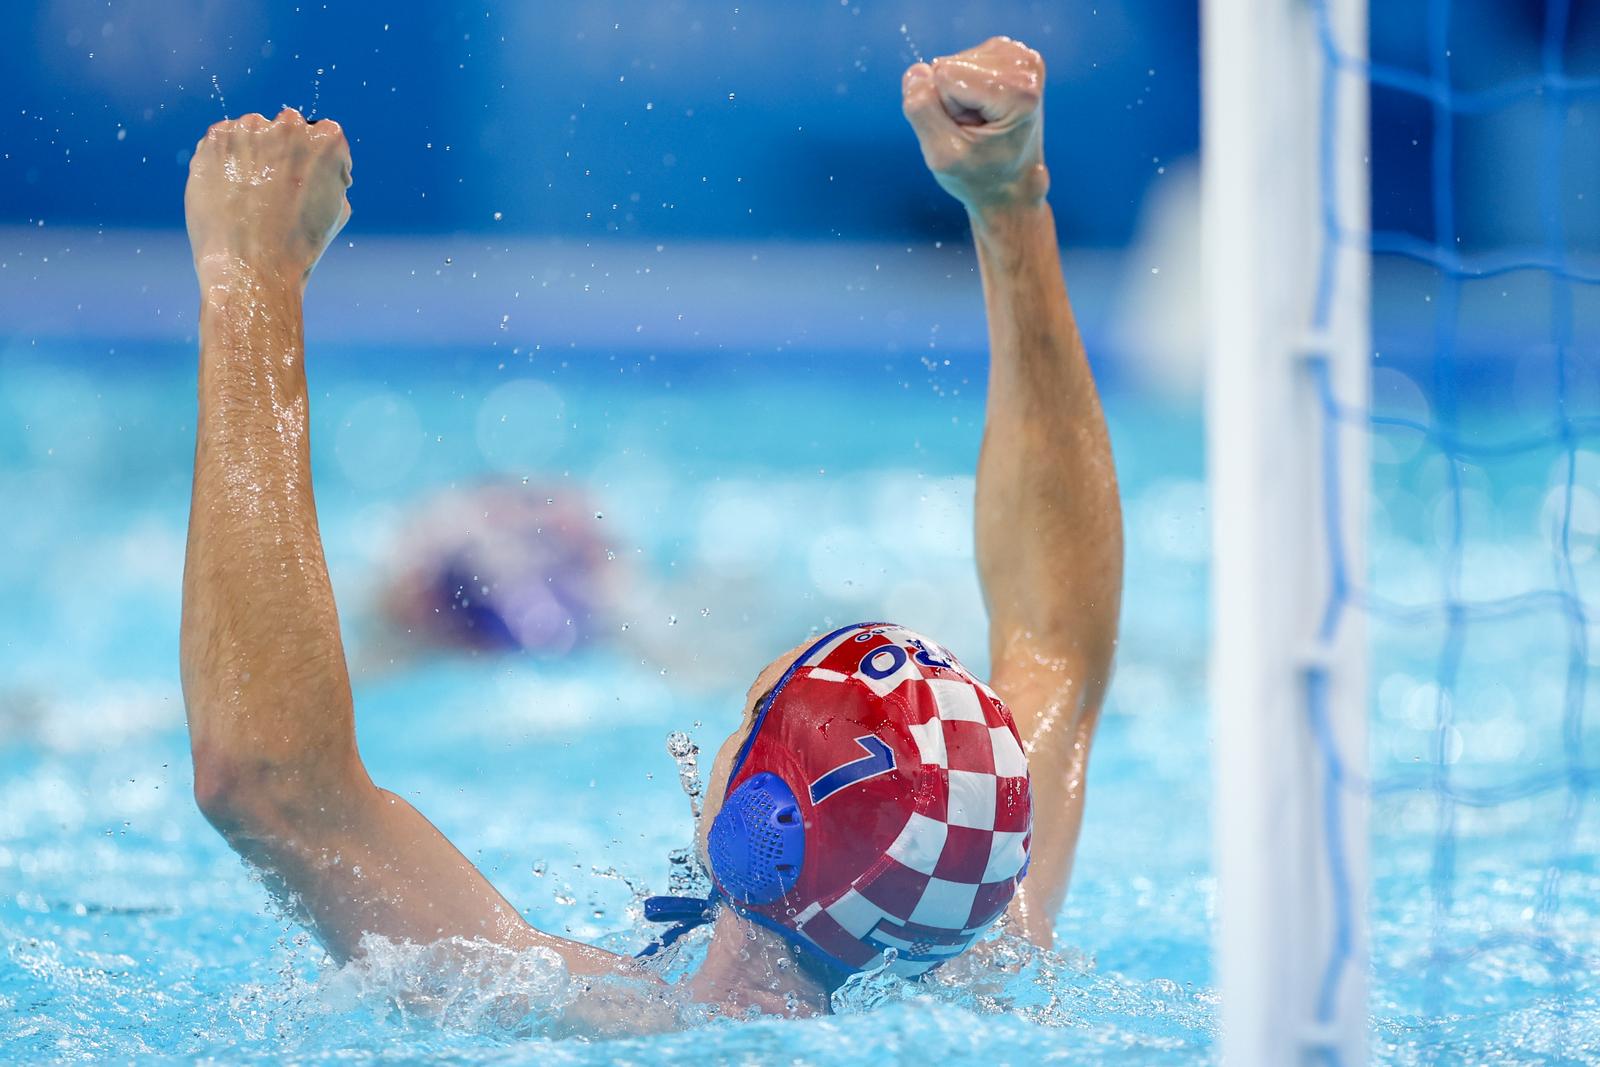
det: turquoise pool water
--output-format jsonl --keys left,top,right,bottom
{"left": 0, "top": 342, "right": 1215, "bottom": 1063}
{"left": 5, "top": 332, "right": 1597, "bottom": 1063}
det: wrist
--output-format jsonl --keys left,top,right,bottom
{"left": 967, "top": 195, "right": 1053, "bottom": 249}
{"left": 962, "top": 165, "right": 1052, "bottom": 235}
{"left": 194, "top": 250, "right": 306, "bottom": 294}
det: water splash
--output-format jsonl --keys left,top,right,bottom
{"left": 309, "top": 67, "right": 325, "bottom": 119}
{"left": 833, "top": 929, "right": 1216, "bottom": 1043}
{"left": 589, "top": 865, "right": 651, "bottom": 918}
{"left": 665, "top": 844, "right": 712, "bottom": 898}
{"left": 899, "top": 23, "right": 925, "bottom": 65}
{"left": 210, "top": 72, "right": 229, "bottom": 117}
{"left": 663, "top": 730, "right": 714, "bottom": 898}
{"left": 317, "top": 934, "right": 576, "bottom": 1037}
{"left": 665, "top": 730, "right": 705, "bottom": 821}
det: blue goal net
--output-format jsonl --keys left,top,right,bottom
{"left": 1309, "top": 0, "right": 1600, "bottom": 1058}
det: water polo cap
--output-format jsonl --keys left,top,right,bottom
{"left": 643, "top": 622, "right": 1032, "bottom": 978}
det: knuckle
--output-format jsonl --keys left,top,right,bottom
{"left": 311, "top": 119, "right": 347, "bottom": 147}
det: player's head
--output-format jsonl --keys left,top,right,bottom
{"left": 688, "top": 622, "right": 1033, "bottom": 981}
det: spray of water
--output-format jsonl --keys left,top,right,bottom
{"left": 663, "top": 729, "right": 713, "bottom": 897}
{"left": 665, "top": 730, "right": 705, "bottom": 821}
{"left": 899, "top": 22, "right": 925, "bottom": 65}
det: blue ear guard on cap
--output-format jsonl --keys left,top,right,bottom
{"left": 638, "top": 764, "right": 809, "bottom": 957}
{"left": 707, "top": 771, "right": 805, "bottom": 904}
{"left": 639, "top": 623, "right": 880, "bottom": 959}
{"left": 636, "top": 758, "right": 812, "bottom": 959}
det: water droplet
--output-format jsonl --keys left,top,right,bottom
{"left": 898, "top": 22, "right": 924, "bottom": 63}
{"left": 666, "top": 731, "right": 705, "bottom": 821}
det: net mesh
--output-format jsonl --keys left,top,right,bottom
{"left": 1309, "top": 0, "right": 1600, "bottom": 1056}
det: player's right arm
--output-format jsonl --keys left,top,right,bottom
{"left": 178, "top": 110, "right": 630, "bottom": 983}
{"left": 902, "top": 39, "right": 1124, "bottom": 947}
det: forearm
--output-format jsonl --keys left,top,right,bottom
{"left": 969, "top": 200, "right": 1123, "bottom": 943}
{"left": 226, "top": 780, "right": 589, "bottom": 968}
{"left": 172, "top": 112, "right": 632, "bottom": 976}
{"left": 180, "top": 258, "right": 358, "bottom": 796}
{"left": 972, "top": 201, "right": 1122, "bottom": 683}
{"left": 178, "top": 260, "right": 568, "bottom": 965}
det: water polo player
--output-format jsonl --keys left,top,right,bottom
{"left": 178, "top": 35, "right": 1121, "bottom": 1022}
{"left": 373, "top": 481, "right": 616, "bottom": 659}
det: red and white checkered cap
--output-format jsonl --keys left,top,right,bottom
{"left": 719, "top": 622, "right": 1032, "bottom": 977}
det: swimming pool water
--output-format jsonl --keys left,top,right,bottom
{"left": 0, "top": 341, "right": 1215, "bottom": 1063}
{"left": 3, "top": 337, "right": 1595, "bottom": 1062}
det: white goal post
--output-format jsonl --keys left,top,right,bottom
{"left": 1203, "top": 0, "right": 1371, "bottom": 1065}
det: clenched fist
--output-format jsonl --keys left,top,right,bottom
{"left": 902, "top": 37, "right": 1047, "bottom": 215}
{"left": 185, "top": 108, "right": 352, "bottom": 284}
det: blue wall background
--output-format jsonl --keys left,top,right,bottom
{"left": 6, "top": 1, "right": 1599, "bottom": 250}
{"left": 2, "top": 1, "right": 1198, "bottom": 244}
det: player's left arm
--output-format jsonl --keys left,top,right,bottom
{"left": 902, "top": 38, "right": 1124, "bottom": 947}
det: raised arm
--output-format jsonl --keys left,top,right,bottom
{"left": 902, "top": 39, "right": 1123, "bottom": 946}
{"left": 179, "top": 110, "right": 618, "bottom": 976}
